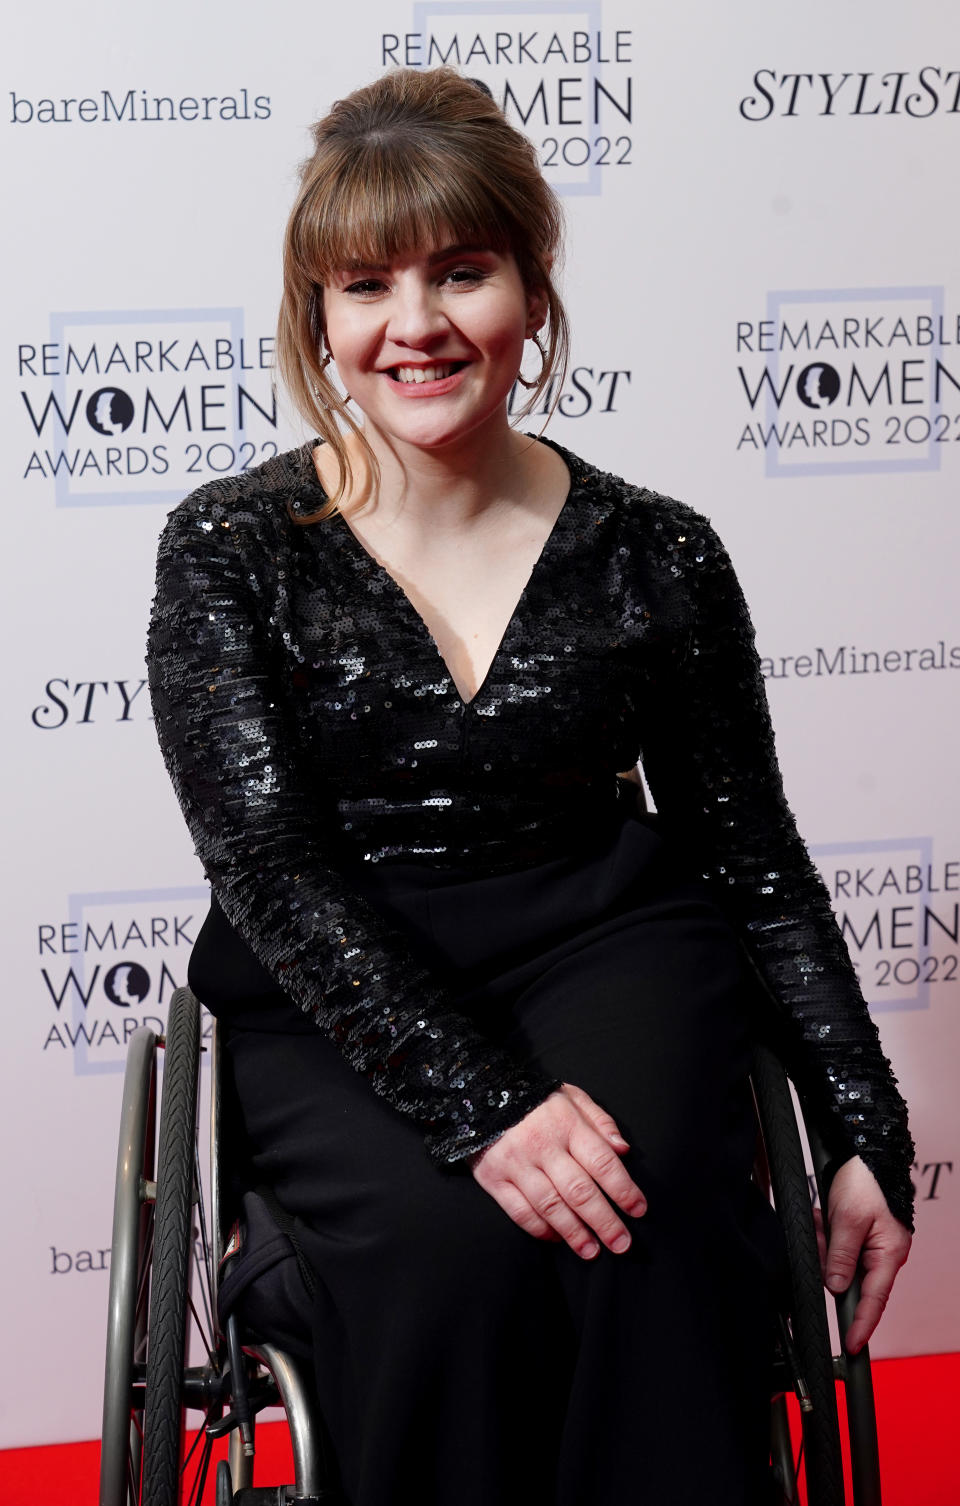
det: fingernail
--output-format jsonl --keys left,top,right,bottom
{"left": 612, "top": 1233, "right": 631, "bottom": 1254}
{"left": 581, "top": 1241, "right": 599, "bottom": 1259}
{"left": 827, "top": 1274, "right": 846, "bottom": 1293}
{"left": 609, "top": 1131, "right": 629, "bottom": 1147}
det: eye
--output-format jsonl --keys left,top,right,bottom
{"left": 342, "top": 277, "right": 387, "bottom": 297}
{"left": 443, "top": 265, "right": 487, "bottom": 288}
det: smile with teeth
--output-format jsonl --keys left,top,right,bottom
{"left": 389, "top": 361, "right": 468, "bottom": 384}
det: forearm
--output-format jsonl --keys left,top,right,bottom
{"left": 147, "top": 490, "right": 559, "bottom": 1160}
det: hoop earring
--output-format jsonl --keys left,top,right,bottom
{"left": 515, "top": 331, "right": 547, "bottom": 390}
{"left": 313, "top": 345, "right": 337, "bottom": 408}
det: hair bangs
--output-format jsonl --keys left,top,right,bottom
{"left": 300, "top": 136, "right": 514, "bottom": 285}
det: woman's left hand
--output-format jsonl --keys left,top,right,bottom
{"left": 816, "top": 1155, "right": 912, "bottom": 1354}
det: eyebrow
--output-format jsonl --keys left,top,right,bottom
{"left": 336, "top": 244, "right": 494, "bottom": 274}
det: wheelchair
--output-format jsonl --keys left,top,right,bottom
{"left": 99, "top": 985, "right": 884, "bottom": 1505}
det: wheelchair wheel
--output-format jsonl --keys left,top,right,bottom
{"left": 100, "top": 1023, "right": 158, "bottom": 1505}
{"left": 100, "top": 988, "right": 224, "bottom": 1506}
{"left": 753, "top": 1043, "right": 882, "bottom": 1506}
{"left": 754, "top": 1044, "right": 843, "bottom": 1503}
{"left": 141, "top": 987, "right": 203, "bottom": 1506}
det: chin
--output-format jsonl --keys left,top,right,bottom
{"left": 409, "top": 403, "right": 512, "bottom": 450}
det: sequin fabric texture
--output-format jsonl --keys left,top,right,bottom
{"left": 147, "top": 438, "right": 915, "bottom": 1227}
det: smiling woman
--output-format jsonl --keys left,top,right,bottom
{"left": 276, "top": 67, "right": 568, "bottom": 512}
{"left": 147, "top": 64, "right": 914, "bottom": 1506}
{"left": 319, "top": 243, "right": 536, "bottom": 457}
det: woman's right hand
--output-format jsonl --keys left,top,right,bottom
{"left": 470, "top": 1083, "right": 647, "bottom": 1259}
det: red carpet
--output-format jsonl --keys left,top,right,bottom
{"left": 3, "top": 1352, "right": 957, "bottom": 1504}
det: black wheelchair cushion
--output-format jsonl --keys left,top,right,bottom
{"left": 218, "top": 1188, "right": 316, "bottom": 1355}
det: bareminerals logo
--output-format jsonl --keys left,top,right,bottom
{"left": 17, "top": 310, "right": 279, "bottom": 506}
{"left": 384, "top": 6, "right": 635, "bottom": 195}
{"left": 760, "top": 639, "right": 960, "bottom": 681}
{"left": 735, "top": 287, "right": 958, "bottom": 477}
{"left": 9, "top": 87, "right": 271, "bottom": 125}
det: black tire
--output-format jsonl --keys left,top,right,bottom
{"left": 752, "top": 1044, "right": 844, "bottom": 1505}
{"left": 99, "top": 1027, "right": 158, "bottom": 1506}
{"left": 215, "top": 1459, "right": 234, "bottom": 1505}
{"left": 141, "top": 987, "right": 202, "bottom": 1506}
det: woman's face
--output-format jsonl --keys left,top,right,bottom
{"left": 322, "top": 241, "right": 543, "bottom": 457}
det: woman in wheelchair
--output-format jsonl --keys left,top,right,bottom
{"left": 147, "top": 66, "right": 914, "bottom": 1506}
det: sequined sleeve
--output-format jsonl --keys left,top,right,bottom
{"left": 638, "top": 513, "right": 916, "bottom": 1230}
{"left": 146, "top": 491, "right": 559, "bottom": 1163}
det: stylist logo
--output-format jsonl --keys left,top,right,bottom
{"left": 385, "top": 6, "right": 637, "bottom": 195}
{"left": 739, "top": 68, "right": 960, "bottom": 121}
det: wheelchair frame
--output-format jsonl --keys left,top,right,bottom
{"left": 98, "top": 986, "right": 884, "bottom": 1505}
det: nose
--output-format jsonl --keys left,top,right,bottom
{"left": 385, "top": 273, "right": 450, "bottom": 351}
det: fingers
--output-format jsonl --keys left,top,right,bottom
{"left": 844, "top": 1241, "right": 910, "bottom": 1354}
{"left": 478, "top": 1142, "right": 646, "bottom": 1260}
{"left": 823, "top": 1157, "right": 913, "bottom": 1353}
{"left": 470, "top": 1087, "right": 647, "bottom": 1258}
{"left": 523, "top": 1167, "right": 607, "bottom": 1258}
{"left": 562, "top": 1082, "right": 630, "bottom": 1152}
{"left": 541, "top": 1152, "right": 638, "bottom": 1255}
{"left": 567, "top": 1123, "right": 647, "bottom": 1220}
{"left": 824, "top": 1208, "right": 871, "bottom": 1295}
{"left": 483, "top": 1181, "right": 561, "bottom": 1244}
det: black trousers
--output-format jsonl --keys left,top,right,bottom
{"left": 193, "top": 819, "right": 783, "bottom": 1506}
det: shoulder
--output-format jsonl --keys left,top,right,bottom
{"left": 156, "top": 443, "right": 321, "bottom": 562}
{"left": 544, "top": 435, "right": 727, "bottom": 563}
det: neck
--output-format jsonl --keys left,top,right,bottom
{"left": 337, "top": 413, "right": 540, "bottom": 533}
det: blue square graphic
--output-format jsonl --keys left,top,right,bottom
{"left": 410, "top": 1, "right": 608, "bottom": 197}
{"left": 62, "top": 885, "right": 210, "bottom": 1076}
{"left": 764, "top": 286, "right": 947, "bottom": 479}
{"left": 808, "top": 836, "right": 941, "bottom": 1013}
{"left": 47, "top": 308, "right": 246, "bottom": 507}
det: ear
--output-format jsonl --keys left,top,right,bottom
{"left": 524, "top": 251, "right": 553, "bottom": 335}
{"left": 525, "top": 282, "right": 550, "bottom": 337}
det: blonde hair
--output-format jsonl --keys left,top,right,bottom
{"left": 276, "top": 67, "right": 569, "bottom": 519}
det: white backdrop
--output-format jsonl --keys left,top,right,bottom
{"left": 3, "top": 0, "right": 958, "bottom": 1448}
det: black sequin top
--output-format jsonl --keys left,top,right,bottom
{"left": 147, "top": 437, "right": 915, "bottom": 1229}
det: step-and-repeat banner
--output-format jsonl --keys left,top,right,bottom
{"left": 3, "top": 0, "right": 957, "bottom": 1447}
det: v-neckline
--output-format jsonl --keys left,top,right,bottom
{"left": 315, "top": 443, "right": 578, "bottom": 708}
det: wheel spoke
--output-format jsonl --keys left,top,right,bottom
{"left": 189, "top": 1241, "right": 216, "bottom": 1353}
{"left": 181, "top": 1419, "right": 206, "bottom": 1475}
{"left": 134, "top": 1215, "right": 155, "bottom": 1327}
{"left": 188, "top": 1295, "right": 214, "bottom": 1362}
{"left": 183, "top": 1428, "right": 215, "bottom": 1506}
{"left": 193, "top": 1141, "right": 217, "bottom": 1330}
